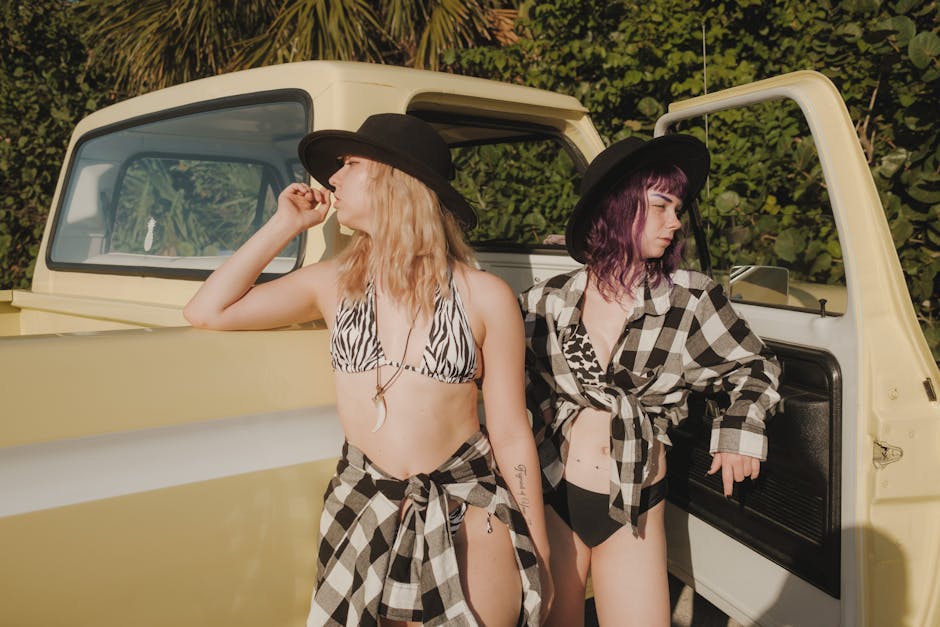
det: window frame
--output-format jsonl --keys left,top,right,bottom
{"left": 46, "top": 89, "right": 312, "bottom": 282}
{"left": 411, "top": 110, "right": 589, "bottom": 256}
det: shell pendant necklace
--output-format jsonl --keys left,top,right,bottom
{"left": 371, "top": 287, "right": 416, "bottom": 432}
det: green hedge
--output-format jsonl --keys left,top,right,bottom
{"left": 0, "top": 0, "right": 116, "bottom": 290}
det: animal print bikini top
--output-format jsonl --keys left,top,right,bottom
{"left": 329, "top": 276, "right": 479, "bottom": 384}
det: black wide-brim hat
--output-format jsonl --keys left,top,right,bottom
{"left": 566, "top": 134, "right": 709, "bottom": 263}
{"left": 298, "top": 113, "right": 477, "bottom": 230}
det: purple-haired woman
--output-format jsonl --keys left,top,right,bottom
{"left": 520, "top": 135, "right": 781, "bottom": 626}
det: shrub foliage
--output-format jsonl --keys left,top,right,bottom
{"left": 0, "top": 0, "right": 116, "bottom": 289}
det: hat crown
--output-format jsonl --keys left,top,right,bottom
{"left": 297, "top": 113, "right": 477, "bottom": 229}
{"left": 356, "top": 113, "right": 455, "bottom": 180}
{"left": 579, "top": 136, "right": 645, "bottom": 195}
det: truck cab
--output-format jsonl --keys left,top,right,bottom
{"left": 1, "top": 61, "right": 937, "bottom": 627}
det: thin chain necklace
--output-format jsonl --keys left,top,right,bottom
{"left": 370, "top": 285, "right": 416, "bottom": 432}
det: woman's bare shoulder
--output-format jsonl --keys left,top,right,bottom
{"left": 454, "top": 263, "right": 516, "bottom": 305}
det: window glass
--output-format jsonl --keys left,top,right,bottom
{"left": 429, "top": 123, "right": 580, "bottom": 250}
{"left": 50, "top": 97, "right": 308, "bottom": 277}
{"left": 417, "top": 115, "right": 584, "bottom": 295}
{"left": 109, "top": 156, "right": 282, "bottom": 258}
{"left": 676, "top": 99, "right": 846, "bottom": 314}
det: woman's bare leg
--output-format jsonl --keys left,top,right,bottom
{"left": 543, "top": 505, "right": 593, "bottom": 627}
{"left": 590, "top": 499, "right": 669, "bottom": 626}
{"left": 591, "top": 438, "right": 669, "bottom": 627}
{"left": 453, "top": 505, "right": 523, "bottom": 626}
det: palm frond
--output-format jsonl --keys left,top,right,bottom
{"left": 232, "top": 0, "right": 383, "bottom": 69}
{"left": 380, "top": 0, "right": 504, "bottom": 70}
{"left": 74, "top": 0, "right": 517, "bottom": 93}
{"left": 74, "top": 0, "right": 279, "bottom": 93}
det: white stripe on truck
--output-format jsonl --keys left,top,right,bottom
{"left": 0, "top": 406, "right": 344, "bottom": 517}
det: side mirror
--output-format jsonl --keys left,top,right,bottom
{"left": 729, "top": 265, "right": 789, "bottom": 305}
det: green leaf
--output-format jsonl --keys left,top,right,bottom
{"left": 834, "top": 23, "right": 864, "bottom": 40}
{"left": 909, "top": 183, "right": 940, "bottom": 204}
{"left": 890, "top": 216, "right": 914, "bottom": 246}
{"left": 927, "top": 228, "right": 940, "bottom": 247}
{"left": 636, "top": 96, "right": 662, "bottom": 118}
{"left": 774, "top": 229, "right": 806, "bottom": 262}
{"left": 841, "top": 0, "right": 881, "bottom": 13}
{"left": 756, "top": 215, "right": 779, "bottom": 233}
{"left": 923, "top": 325, "right": 940, "bottom": 360}
{"left": 826, "top": 237, "right": 842, "bottom": 259}
{"left": 888, "top": 15, "right": 916, "bottom": 46}
{"left": 871, "top": 16, "right": 917, "bottom": 46}
{"left": 877, "top": 147, "right": 909, "bottom": 178}
{"left": 728, "top": 226, "right": 752, "bottom": 245}
{"left": 715, "top": 190, "right": 741, "bottom": 213}
{"left": 908, "top": 31, "right": 940, "bottom": 69}
{"left": 522, "top": 212, "right": 547, "bottom": 229}
{"left": 911, "top": 262, "right": 939, "bottom": 300}
{"left": 810, "top": 252, "right": 833, "bottom": 275}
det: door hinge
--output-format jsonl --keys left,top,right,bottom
{"left": 873, "top": 440, "right": 903, "bottom": 469}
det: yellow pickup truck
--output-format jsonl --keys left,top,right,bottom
{"left": 1, "top": 61, "right": 937, "bottom": 627}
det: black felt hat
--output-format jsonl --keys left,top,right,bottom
{"left": 298, "top": 113, "right": 477, "bottom": 230}
{"left": 566, "top": 134, "right": 709, "bottom": 262}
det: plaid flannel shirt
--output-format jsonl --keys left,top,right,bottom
{"left": 308, "top": 431, "right": 541, "bottom": 626}
{"left": 520, "top": 267, "right": 780, "bottom": 528}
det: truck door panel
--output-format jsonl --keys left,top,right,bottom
{"left": 668, "top": 341, "right": 842, "bottom": 598}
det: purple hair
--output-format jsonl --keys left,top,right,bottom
{"left": 583, "top": 163, "right": 689, "bottom": 300}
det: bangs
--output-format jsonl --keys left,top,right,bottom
{"left": 645, "top": 164, "right": 689, "bottom": 200}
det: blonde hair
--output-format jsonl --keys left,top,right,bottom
{"left": 336, "top": 161, "right": 475, "bottom": 318}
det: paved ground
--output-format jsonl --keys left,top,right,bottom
{"left": 583, "top": 574, "right": 744, "bottom": 627}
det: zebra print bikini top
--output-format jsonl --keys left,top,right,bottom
{"left": 330, "top": 277, "right": 480, "bottom": 384}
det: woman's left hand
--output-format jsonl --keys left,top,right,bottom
{"left": 707, "top": 452, "right": 761, "bottom": 497}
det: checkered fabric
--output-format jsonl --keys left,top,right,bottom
{"left": 520, "top": 267, "right": 781, "bottom": 528}
{"left": 307, "top": 431, "right": 541, "bottom": 626}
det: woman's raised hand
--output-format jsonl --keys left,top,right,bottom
{"left": 277, "top": 182, "right": 331, "bottom": 232}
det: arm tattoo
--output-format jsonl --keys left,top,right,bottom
{"left": 513, "top": 464, "right": 530, "bottom": 518}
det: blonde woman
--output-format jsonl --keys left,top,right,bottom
{"left": 185, "top": 114, "right": 550, "bottom": 626}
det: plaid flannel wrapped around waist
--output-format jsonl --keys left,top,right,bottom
{"left": 308, "top": 430, "right": 542, "bottom": 627}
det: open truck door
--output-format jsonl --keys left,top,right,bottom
{"left": 655, "top": 70, "right": 940, "bottom": 627}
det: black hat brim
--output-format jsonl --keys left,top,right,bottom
{"left": 566, "top": 135, "right": 709, "bottom": 263}
{"left": 298, "top": 130, "right": 477, "bottom": 230}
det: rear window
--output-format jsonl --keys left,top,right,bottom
{"left": 48, "top": 94, "right": 310, "bottom": 279}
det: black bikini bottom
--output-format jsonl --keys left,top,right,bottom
{"left": 546, "top": 478, "right": 668, "bottom": 548}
